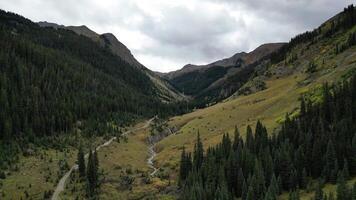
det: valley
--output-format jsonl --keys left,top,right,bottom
{"left": 0, "top": 3, "right": 356, "bottom": 200}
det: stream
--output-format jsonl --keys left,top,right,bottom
{"left": 147, "top": 144, "right": 159, "bottom": 176}
{"left": 51, "top": 117, "right": 155, "bottom": 200}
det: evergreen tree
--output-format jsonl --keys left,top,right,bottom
{"left": 351, "top": 134, "right": 356, "bottom": 175}
{"left": 215, "top": 168, "right": 232, "bottom": 200}
{"left": 246, "top": 125, "right": 255, "bottom": 152}
{"left": 246, "top": 186, "right": 255, "bottom": 200}
{"left": 314, "top": 180, "right": 324, "bottom": 200}
{"left": 289, "top": 190, "right": 300, "bottom": 200}
{"left": 242, "top": 179, "right": 248, "bottom": 200}
{"left": 193, "top": 132, "right": 204, "bottom": 170}
{"left": 342, "top": 158, "right": 350, "bottom": 180}
{"left": 265, "top": 174, "right": 279, "bottom": 200}
{"left": 177, "top": 74, "right": 356, "bottom": 199}
{"left": 86, "top": 149, "right": 99, "bottom": 197}
{"left": 336, "top": 173, "right": 348, "bottom": 200}
{"left": 179, "top": 146, "right": 191, "bottom": 186}
{"left": 352, "top": 183, "right": 356, "bottom": 200}
{"left": 232, "top": 126, "right": 240, "bottom": 150}
{"left": 236, "top": 168, "right": 245, "bottom": 197}
{"left": 78, "top": 144, "right": 86, "bottom": 178}
{"left": 94, "top": 150, "right": 99, "bottom": 174}
{"left": 323, "top": 140, "right": 338, "bottom": 182}
{"left": 328, "top": 192, "right": 335, "bottom": 200}
{"left": 300, "top": 168, "right": 308, "bottom": 189}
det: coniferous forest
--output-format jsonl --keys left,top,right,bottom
{"left": 0, "top": 3, "right": 356, "bottom": 200}
{"left": 0, "top": 10, "right": 187, "bottom": 169}
{"left": 179, "top": 75, "right": 356, "bottom": 199}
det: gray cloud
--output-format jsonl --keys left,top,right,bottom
{"left": 136, "top": 5, "right": 247, "bottom": 65}
{"left": 0, "top": 0, "right": 353, "bottom": 72}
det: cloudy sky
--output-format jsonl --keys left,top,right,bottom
{"left": 0, "top": 0, "right": 353, "bottom": 72}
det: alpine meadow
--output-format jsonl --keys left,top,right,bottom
{"left": 0, "top": 1, "right": 355, "bottom": 200}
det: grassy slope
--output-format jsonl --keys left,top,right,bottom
{"left": 60, "top": 121, "right": 174, "bottom": 200}
{"left": 155, "top": 27, "right": 356, "bottom": 176}
{"left": 0, "top": 121, "right": 141, "bottom": 199}
{"left": 0, "top": 149, "right": 77, "bottom": 200}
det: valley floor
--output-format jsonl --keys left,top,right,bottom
{"left": 60, "top": 120, "right": 176, "bottom": 200}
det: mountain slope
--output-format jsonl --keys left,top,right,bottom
{"left": 154, "top": 4, "right": 356, "bottom": 178}
{"left": 163, "top": 43, "right": 284, "bottom": 104}
{"left": 38, "top": 21, "right": 185, "bottom": 102}
{"left": 0, "top": 9, "right": 190, "bottom": 146}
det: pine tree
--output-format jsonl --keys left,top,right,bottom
{"left": 242, "top": 179, "right": 248, "bottom": 200}
{"left": 193, "top": 132, "right": 204, "bottom": 170}
{"left": 328, "top": 192, "right": 335, "bottom": 200}
{"left": 215, "top": 168, "right": 231, "bottom": 200}
{"left": 246, "top": 125, "right": 255, "bottom": 152}
{"left": 179, "top": 146, "right": 190, "bottom": 186}
{"left": 342, "top": 158, "right": 350, "bottom": 180}
{"left": 336, "top": 172, "right": 348, "bottom": 200}
{"left": 314, "top": 180, "right": 324, "bottom": 200}
{"left": 252, "top": 159, "right": 266, "bottom": 199}
{"left": 277, "top": 175, "right": 283, "bottom": 195}
{"left": 265, "top": 175, "right": 278, "bottom": 200}
{"left": 236, "top": 168, "right": 245, "bottom": 197}
{"left": 94, "top": 150, "right": 99, "bottom": 175}
{"left": 289, "top": 190, "right": 300, "bottom": 200}
{"left": 86, "top": 149, "right": 99, "bottom": 197}
{"left": 226, "top": 153, "right": 238, "bottom": 195}
{"left": 352, "top": 183, "right": 356, "bottom": 200}
{"left": 222, "top": 133, "right": 232, "bottom": 158}
{"left": 78, "top": 144, "right": 86, "bottom": 178}
{"left": 323, "top": 140, "right": 338, "bottom": 182}
{"left": 270, "top": 173, "right": 280, "bottom": 196}
{"left": 246, "top": 186, "right": 255, "bottom": 200}
{"left": 300, "top": 168, "right": 308, "bottom": 189}
{"left": 312, "top": 138, "right": 323, "bottom": 178}
{"left": 351, "top": 134, "right": 356, "bottom": 175}
{"left": 232, "top": 126, "right": 240, "bottom": 150}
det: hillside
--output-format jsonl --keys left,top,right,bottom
{"left": 55, "top": 5, "right": 356, "bottom": 200}
{"left": 154, "top": 3, "right": 356, "bottom": 187}
{"left": 0, "top": 9, "right": 192, "bottom": 170}
{"left": 162, "top": 43, "right": 284, "bottom": 105}
{"left": 0, "top": 4, "right": 355, "bottom": 200}
{"left": 38, "top": 22, "right": 185, "bottom": 102}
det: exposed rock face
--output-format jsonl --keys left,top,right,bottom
{"left": 162, "top": 43, "right": 285, "bottom": 100}
{"left": 39, "top": 22, "right": 142, "bottom": 68}
{"left": 101, "top": 33, "right": 144, "bottom": 69}
{"left": 164, "top": 43, "right": 285, "bottom": 80}
{"left": 37, "top": 21, "right": 185, "bottom": 101}
{"left": 38, "top": 21, "right": 65, "bottom": 29}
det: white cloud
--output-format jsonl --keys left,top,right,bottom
{"left": 0, "top": 0, "right": 353, "bottom": 72}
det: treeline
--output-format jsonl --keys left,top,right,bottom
{"left": 178, "top": 75, "right": 356, "bottom": 199}
{"left": 0, "top": 10, "right": 187, "bottom": 169}
{"left": 271, "top": 4, "right": 356, "bottom": 64}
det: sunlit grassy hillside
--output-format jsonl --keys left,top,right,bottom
{"left": 155, "top": 26, "right": 356, "bottom": 175}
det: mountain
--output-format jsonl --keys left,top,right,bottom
{"left": 0, "top": 9, "right": 192, "bottom": 147}
{"left": 154, "top": 5, "right": 356, "bottom": 200}
{"left": 1, "top": 4, "right": 356, "bottom": 200}
{"left": 38, "top": 21, "right": 185, "bottom": 102}
{"left": 162, "top": 42, "right": 284, "bottom": 105}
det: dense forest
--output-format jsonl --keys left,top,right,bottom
{"left": 169, "top": 66, "right": 229, "bottom": 96}
{"left": 178, "top": 75, "right": 356, "bottom": 199}
{"left": 0, "top": 10, "right": 187, "bottom": 169}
